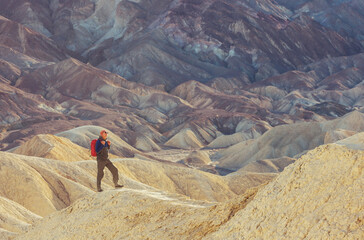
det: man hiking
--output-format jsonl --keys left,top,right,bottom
{"left": 95, "top": 129, "right": 123, "bottom": 192}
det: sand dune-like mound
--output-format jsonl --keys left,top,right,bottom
{"left": 222, "top": 157, "right": 295, "bottom": 195}
{"left": 336, "top": 131, "right": 364, "bottom": 150}
{"left": 206, "top": 132, "right": 250, "bottom": 149}
{"left": 0, "top": 152, "right": 93, "bottom": 217}
{"left": 134, "top": 136, "right": 161, "bottom": 152}
{"left": 13, "top": 134, "right": 91, "bottom": 161}
{"left": 14, "top": 186, "right": 259, "bottom": 240}
{"left": 0, "top": 150, "right": 160, "bottom": 223}
{"left": 183, "top": 151, "right": 212, "bottom": 167}
{"left": 165, "top": 129, "right": 204, "bottom": 149}
{"left": 323, "top": 129, "right": 357, "bottom": 144}
{"left": 56, "top": 125, "right": 139, "bottom": 157}
{"left": 238, "top": 156, "right": 296, "bottom": 174}
{"left": 206, "top": 143, "right": 364, "bottom": 239}
{"left": 217, "top": 111, "right": 364, "bottom": 170}
{"left": 16, "top": 141, "right": 363, "bottom": 240}
{"left": 225, "top": 171, "right": 277, "bottom": 195}
{"left": 0, "top": 196, "right": 40, "bottom": 238}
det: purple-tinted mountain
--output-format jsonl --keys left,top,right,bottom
{"left": 0, "top": 0, "right": 363, "bottom": 155}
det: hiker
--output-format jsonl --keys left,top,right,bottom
{"left": 95, "top": 130, "right": 123, "bottom": 192}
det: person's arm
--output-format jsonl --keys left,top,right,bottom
{"left": 95, "top": 140, "right": 105, "bottom": 153}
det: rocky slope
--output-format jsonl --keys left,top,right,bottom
{"left": 215, "top": 111, "right": 364, "bottom": 171}
{"left": 12, "top": 134, "right": 364, "bottom": 240}
{"left": 0, "top": 1, "right": 363, "bottom": 153}
{"left": 206, "top": 143, "right": 364, "bottom": 239}
{"left": 3, "top": 0, "right": 362, "bottom": 88}
{"left": 14, "top": 187, "right": 257, "bottom": 240}
{"left": 13, "top": 134, "right": 93, "bottom": 161}
{"left": 0, "top": 15, "right": 66, "bottom": 64}
{"left": 0, "top": 196, "right": 41, "bottom": 239}
{"left": 276, "top": 0, "right": 364, "bottom": 42}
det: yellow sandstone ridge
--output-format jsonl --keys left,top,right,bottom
{"left": 14, "top": 141, "right": 364, "bottom": 239}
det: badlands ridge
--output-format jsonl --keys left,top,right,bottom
{"left": 0, "top": 111, "right": 362, "bottom": 239}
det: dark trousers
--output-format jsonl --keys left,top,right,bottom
{"left": 97, "top": 159, "right": 119, "bottom": 189}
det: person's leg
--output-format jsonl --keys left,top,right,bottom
{"left": 105, "top": 160, "right": 121, "bottom": 187}
{"left": 97, "top": 160, "right": 107, "bottom": 191}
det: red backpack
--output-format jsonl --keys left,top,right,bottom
{"left": 91, "top": 139, "right": 97, "bottom": 157}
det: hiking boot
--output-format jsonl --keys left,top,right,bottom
{"left": 115, "top": 184, "right": 124, "bottom": 188}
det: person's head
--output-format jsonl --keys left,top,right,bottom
{"left": 100, "top": 130, "right": 108, "bottom": 140}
